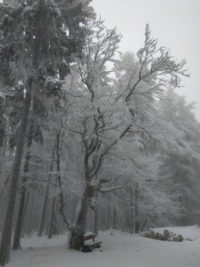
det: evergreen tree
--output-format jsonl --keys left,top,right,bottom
{"left": 0, "top": 0, "right": 93, "bottom": 264}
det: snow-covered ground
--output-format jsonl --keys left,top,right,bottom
{"left": 7, "top": 226, "right": 200, "bottom": 267}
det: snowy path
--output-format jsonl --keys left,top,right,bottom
{"left": 7, "top": 226, "right": 200, "bottom": 267}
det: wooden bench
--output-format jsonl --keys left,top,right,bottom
{"left": 82, "top": 234, "right": 102, "bottom": 252}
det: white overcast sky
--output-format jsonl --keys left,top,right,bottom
{"left": 92, "top": 0, "right": 200, "bottom": 119}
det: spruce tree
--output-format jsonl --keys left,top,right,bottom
{"left": 0, "top": 0, "right": 93, "bottom": 265}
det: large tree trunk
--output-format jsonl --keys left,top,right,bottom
{"left": 38, "top": 144, "right": 56, "bottom": 237}
{"left": 12, "top": 122, "right": 34, "bottom": 250}
{"left": 12, "top": 187, "right": 27, "bottom": 250}
{"left": 0, "top": 84, "right": 32, "bottom": 266}
{"left": 69, "top": 184, "right": 93, "bottom": 250}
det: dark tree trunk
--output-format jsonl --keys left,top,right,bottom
{"left": 48, "top": 197, "right": 56, "bottom": 239}
{"left": 12, "top": 187, "right": 27, "bottom": 250}
{"left": 134, "top": 183, "right": 140, "bottom": 234}
{"left": 107, "top": 206, "right": 112, "bottom": 229}
{"left": 12, "top": 122, "right": 34, "bottom": 250}
{"left": 69, "top": 184, "right": 93, "bottom": 250}
{"left": 28, "top": 191, "right": 35, "bottom": 237}
{"left": 112, "top": 208, "right": 117, "bottom": 230}
{"left": 93, "top": 208, "right": 98, "bottom": 235}
{"left": 129, "top": 186, "right": 134, "bottom": 233}
{"left": 38, "top": 144, "right": 56, "bottom": 237}
{"left": 22, "top": 190, "right": 30, "bottom": 236}
{"left": 0, "top": 133, "right": 7, "bottom": 184}
{"left": 0, "top": 84, "right": 32, "bottom": 266}
{"left": 38, "top": 183, "right": 50, "bottom": 237}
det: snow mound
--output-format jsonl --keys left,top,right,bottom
{"left": 153, "top": 225, "right": 200, "bottom": 241}
{"left": 7, "top": 226, "right": 200, "bottom": 267}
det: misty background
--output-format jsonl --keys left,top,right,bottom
{"left": 93, "top": 0, "right": 200, "bottom": 119}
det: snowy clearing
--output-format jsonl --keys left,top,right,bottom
{"left": 7, "top": 226, "right": 200, "bottom": 267}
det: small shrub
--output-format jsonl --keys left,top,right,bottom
{"left": 163, "top": 229, "right": 170, "bottom": 240}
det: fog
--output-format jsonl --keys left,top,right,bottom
{"left": 92, "top": 0, "right": 200, "bottom": 119}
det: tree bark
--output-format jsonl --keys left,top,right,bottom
{"left": 12, "top": 187, "right": 27, "bottom": 250}
{"left": 48, "top": 196, "right": 56, "bottom": 239}
{"left": 0, "top": 133, "right": 7, "bottom": 185}
{"left": 112, "top": 208, "right": 118, "bottom": 230}
{"left": 134, "top": 183, "right": 140, "bottom": 234}
{"left": 28, "top": 191, "right": 35, "bottom": 237}
{"left": 38, "top": 183, "right": 50, "bottom": 237}
{"left": 93, "top": 208, "right": 98, "bottom": 235}
{"left": 22, "top": 190, "right": 30, "bottom": 236}
{"left": 107, "top": 206, "right": 112, "bottom": 229}
{"left": 38, "top": 144, "right": 56, "bottom": 237}
{"left": 12, "top": 121, "right": 34, "bottom": 250}
{"left": 69, "top": 183, "right": 93, "bottom": 250}
{"left": 0, "top": 83, "right": 32, "bottom": 266}
{"left": 129, "top": 186, "right": 134, "bottom": 233}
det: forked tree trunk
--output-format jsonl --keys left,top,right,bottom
{"left": 69, "top": 184, "right": 93, "bottom": 250}
{"left": 0, "top": 84, "right": 32, "bottom": 266}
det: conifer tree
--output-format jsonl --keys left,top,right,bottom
{"left": 0, "top": 0, "right": 93, "bottom": 264}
